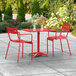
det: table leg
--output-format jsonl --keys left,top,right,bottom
{"left": 37, "top": 32, "right": 40, "bottom": 53}
{"left": 29, "top": 32, "right": 48, "bottom": 57}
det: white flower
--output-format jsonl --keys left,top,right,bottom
{"left": 67, "top": 17, "right": 69, "bottom": 19}
{"left": 51, "top": 21, "right": 53, "bottom": 24}
{"left": 50, "top": 18, "right": 52, "bottom": 20}
{"left": 56, "top": 12, "right": 59, "bottom": 15}
{"left": 51, "top": 24, "right": 55, "bottom": 26}
{"left": 53, "top": 17, "right": 57, "bottom": 20}
{"left": 51, "top": 13, "right": 54, "bottom": 16}
{"left": 46, "top": 23, "right": 49, "bottom": 26}
{"left": 63, "top": 18, "right": 66, "bottom": 21}
{"left": 65, "top": 16, "right": 67, "bottom": 18}
{"left": 46, "top": 21, "right": 48, "bottom": 23}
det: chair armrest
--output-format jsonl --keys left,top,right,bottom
{"left": 19, "top": 34, "right": 33, "bottom": 41}
{"left": 56, "top": 29, "right": 61, "bottom": 32}
{"left": 19, "top": 34, "right": 32, "bottom": 35}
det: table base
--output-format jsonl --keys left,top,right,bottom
{"left": 29, "top": 52, "right": 48, "bottom": 57}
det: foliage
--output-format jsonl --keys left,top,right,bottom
{"left": 0, "top": 21, "right": 11, "bottom": 33}
{"left": 17, "top": 0, "right": 25, "bottom": 22}
{"left": 7, "top": 19, "right": 20, "bottom": 26}
{"left": 72, "top": 30, "right": 76, "bottom": 36}
{"left": 4, "top": 1, "right": 12, "bottom": 20}
{"left": 11, "top": 0, "right": 18, "bottom": 13}
{"left": 38, "top": 16, "right": 47, "bottom": 26}
{"left": 0, "top": 10, "right": 2, "bottom": 22}
{"left": 41, "top": 0, "right": 50, "bottom": 18}
{"left": 31, "top": 13, "right": 40, "bottom": 20}
{"left": 58, "top": 5, "right": 68, "bottom": 17}
{"left": 73, "top": 5, "right": 76, "bottom": 10}
{"left": 45, "top": 13, "right": 59, "bottom": 29}
{"left": 29, "top": 14, "right": 47, "bottom": 28}
{"left": 28, "top": 13, "right": 40, "bottom": 25}
{"left": 17, "top": 22, "right": 33, "bottom": 29}
{"left": 0, "top": 0, "right": 76, "bottom": 34}
{"left": 23, "top": 0, "right": 32, "bottom": 14}
{"left": 45, "top": 12, "right": 76, "bottom": 29}
{"left": 32, "top": 0, "right": 41, "bottom": 16}
{"left": 0, "top": 21, "right": 33, "bottom": 33}
{"left": 50, "top": 0, "right": 63, "bottom": 15}
{"left": 0, "top": 0, "right": 7, "bottom": 12}
{"left": 66, "top": 0, "right": 74, "bottom": 17}
{"left": 72, "top": 25, "right": 76, "bottom": 36}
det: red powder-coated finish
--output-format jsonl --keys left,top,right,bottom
{"left": 5, "top": 26, "right": 33, "bottom": 63}
{"left": 47, "top": 24, "right": 71, "bottom": 56}
{"left": 22, "top": 28, "right": 56, "bottom": 57}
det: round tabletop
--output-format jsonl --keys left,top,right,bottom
{"left": 22, "top": 28, "right": 56, "bottom": 32}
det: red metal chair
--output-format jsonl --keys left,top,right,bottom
{"left": 47, "top": 24, "right": 71, "bottom": 56}
{"left": 5, "top": 26, "right": 33, "bottom": 63}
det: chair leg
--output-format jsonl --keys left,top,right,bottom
{"left": 17, "top": 43, "right": 21, "bottom": 63}
{"left": 22, "top": 43, "right": 24, "bottom": 58}
{"left": 66, "top": 38, "right": 71, "bottom": 55}
{"left": 60, "top": 39, "right": 63, "bottom": 52}
{"left": 52, "top": 41, "right": 54, "bottom": 56}
{"left": 47, "top": 39, "right": 48, "bottom": 54}
{"left": 5, "top": 41, "right": 10, "bottom": 59}
{"left": 31, "top": 43, "right": 33, "bottom": 60}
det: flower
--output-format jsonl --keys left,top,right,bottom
{"left": 51, "top": 13, "right": 54, "bottom": 16}
{"left": 45, "top": 16, "right": 59, "bottom": 28}
{"left": 38, "top": 16, "right": 47, "bottom": 26}
{"left": 32, "top": 20, "right": 38, "bottom": 25}
{"left": 56, "top": 12, "right": 59, "bottom": 15}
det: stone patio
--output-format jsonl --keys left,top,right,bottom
{"left": 0, "top": 31, "right": 76, "bottom": 76}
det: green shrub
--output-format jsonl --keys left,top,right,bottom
{"left": 28, "top": 14, "right": 40, "bottom": 26}
{"left": 42, "top": 0, "right": 50, "bottom": 18}
{"left": 7, "top": 19, "right": 20, "bottom": 27}
{"left": 0, "top": 21, "right": 17, "bottom": 33}
{"left": 31, "top": 13, "right": 40, "bottom": 20}
{"left": 66, "top": 0, "right": 74, "bottom": 17}
{"left": 0, "top": 25, "right": 7, "bottom": 33}
{"left": 58, "top": 5, "right": 68, "bottom": 17}
{"left": 70, "top": 24, "right": 76, "bottom": 31}
{"left": 0, "top": 10, "right": 2, "bottom": 22}
{"left": 38, "top": 16, "right": 47, "bottom": 26}
{"left": 4, "top": 2, "right": 12, "bottom": 20}
{"left": 0, "top": 21, "right": 9, "bottom": 33}
{"left": 17, "top": 22, "right": 33, "bottom": 29}
{"left": 17, "top": 0, "right": 25, "bottom": 22}
{"left": 72, "top": 29, "right": 76, "bottom": 36}
{"left": 32, "top": 0, "right": 41, "bottom": 16}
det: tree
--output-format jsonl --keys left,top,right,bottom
{"left": 32, "top": 0, "right": 41, "bottom": 16}
{"left": 4, "top": 1, "right": 12, "bottom": 20}
{"left": 17, "top": 0, "right": 25, "bottom": 22}
{"left": 66, "top": 0, "right": 74, "bottom": 17}
{"left": 0, "top": 0, "right": 7, "bottom": 12}
{"left": 0, "top": 10, "right": 2, "bottom": 21}
{"left": 42, "top": 0, "right": 50, "bottom": 18}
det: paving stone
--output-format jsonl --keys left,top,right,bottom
{"left": 0, "top": 32, "right": 76, "bottom": 76}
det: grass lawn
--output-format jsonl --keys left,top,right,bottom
{"left": 72, "top": 30, "right": 76, "bottom": 37}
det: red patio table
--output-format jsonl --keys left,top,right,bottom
{"left": 22, "top": 28, "right": 56, "bottom": 57}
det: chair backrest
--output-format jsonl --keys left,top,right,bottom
{"left": 60, "top": 24, "right": 71, "bottom": 37}
{"left": 6, "top": 26, "right": 20, "bottom": 41}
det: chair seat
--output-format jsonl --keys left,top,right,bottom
{"left": 47, "top": 36, "right": 67, "bottom": 41}
{"left": 11, "top": 39, "right": 32, "bottom": 44}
